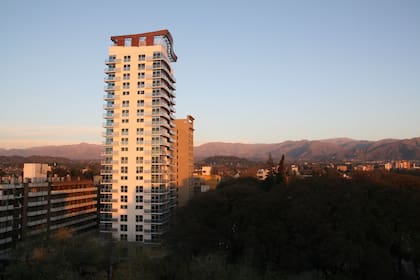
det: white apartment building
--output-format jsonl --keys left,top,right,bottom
{"left": 100, "top": 30, "right": 177, "bottom": 244}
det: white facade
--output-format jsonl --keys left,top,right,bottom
{"left": 23, "top": 163, "right": 51, "bottom": 180}
{"left": 100, "top": 31, "right": 177, "bottom": 244}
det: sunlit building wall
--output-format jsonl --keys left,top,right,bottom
{"left": 100, "top": 30, "right": 177, "bottom": 244}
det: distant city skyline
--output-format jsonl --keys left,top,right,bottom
{"left": 1, "top": 0, "right": 419, "bottom": 149}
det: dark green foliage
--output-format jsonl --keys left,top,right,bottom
{"left": 3, "top": 172, "right": 420, "bottom": 279}
{"left": 166, "top": 172, "right": 420, "bottom": 279}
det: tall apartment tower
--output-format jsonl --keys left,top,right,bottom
{"left": 174, "top": 116, "right": 195, "bottom": 206}
{"left": 100, "top": 30, "right": 177, "bottom": 244}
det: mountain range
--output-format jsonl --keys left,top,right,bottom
{"left": 195, "top": 137, "right": 420, "bottom": 161}
{"left": 0, "top": 138, "right": 419, "bottom": 161}
{"left": 0, "top": 143, "right": 102, "bottom": 160}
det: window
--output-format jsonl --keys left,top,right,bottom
{"left": 136, "top": 176, "right": 143, "bottom": 180}
{"left": 137, "top": 90, "right": 144, "bottom": 95}
{"left": 122, "top": 91, "right": 130, "bottom": 96}
{"left": 121, "top": 147, "right": 128, "bottom": 151}
{"left": 137, "top": 100, "right": 144, "bottom": 107}
{"left": 136, "top": 215, "right": 143, "bottom": 222}
{"left": 122, "top": 119, "right": 129, "bottom": 123}
{"left": 124, "top": 55, "right": 131, "bottom": 62}
{"left": 136, "top": 235, "right": 143, "bottom": 242}
{"left": 136, "top": 186, "right": 143, "bottom": 193}
{"left": 136, "top": 166, "right": 143, "bottom": 174}
{"left": 136, "top": 225, "right": 143, "bottom": 232}
{"left": 138, "top": 72, "right": 145, "bottom": 79}
{"left": 121, "top": 195, "right": 128, "bottom": 202}
{"left": 121, "top": 138, "right": 129, "bottom": 145}
{"left": 124, "top": 38, "right": 132, "bottom": 46}
{"left": 138, "top": 54, "right": 145, "bottom": 61}
{"left": 122, "top": 100, "right": 129, "bottom": 107}
{"left": 153, "top": 51, "right": 161, "bottom": 59}
{"left": 121, "top": 204, "right": 127, "bottom": 209}
{"left": 123, "top": 73, "right": 130, "bottom": 80}
{"left": 136, "top": 205, "right": 143, "bottom": 209}
{"left": 136, "top": 128, "right": 144, "bottom": 134}
{"left": 120, "top": 215, "right": 127, "bottom": 222}
{"left": 121, "top": 166, "right": 128, "bottom": 173}
{"left": 123, "top": 82, "right": 130, "bottom": 89}
{"left": 136, "top": 147, "right": 143, "bottom": 151}
{"left": 120, "top": 176, "right": 128, "bottom": 180}
{"left": 137, "top": 109, "right": 144, "bottom": 116}
{"left": 120, "top": 224, "right": 128, "bottom": 232}
{"left": 121, "top": 185, "right": 128, "bottom": 192}
{"left": 137, "top": 81, "right": 144, "bottom": 88}
{"left": 152, "top": 79, "right": 160, "bottom": 86}
{"left": 123, "top": 64, "right": 130, "bottom": 71}
{"left": 121, "top": 156, "right": 128, "bottom": 164}
{"left": 136, "top": 157, "right": 143, "bottom": 164}
{"left": 138, "top": 63, "right": 145, "bottom": 70}
{"left": 121, "top": 234, "right": 128, "bottom": 240}
{"left": 137, "top": 118, "right": 144, "bottom": 123}
{"left": 136, "top": 195, "right": 143, "bottom": 203}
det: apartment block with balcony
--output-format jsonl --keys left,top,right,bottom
{"left": 0, "top": 163, "right": 99, "bottom": 255}
{"left": 0, "top": 180, "right": 23, "bottom": 256}
{"left": 21, "top": 178, "right": 98, "bottom": 238}
{"left": 101, "top": 30, "right": 178, "bottom": 244}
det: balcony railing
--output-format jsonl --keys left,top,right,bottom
{"left": 104, "top": 67, "right": 121, "bottom": 73}
{"left": 105, "top": 58, "right": 121, "bottom": 64}
{"left": 104, "top": 85, "right": 120, "bottom": 91}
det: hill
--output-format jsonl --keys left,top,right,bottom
{"left": 195, "top": 137, "right": 420, "bottom": 161}
{"left": 1, "top": 138, "right": 419, "bottom": 161}
{"left": 0, "top": 143, "right": 102, "bottom": 160}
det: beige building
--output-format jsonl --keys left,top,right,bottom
{"left": 174, "top": 115, "right": 195, "bottom": 206}
{"left": 100, "top": 30, "right": 178, "bottom": 244}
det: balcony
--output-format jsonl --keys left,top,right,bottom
{"left": 102, "top": 122, "right": 119, "bottom": 128}
{"left": 104, "top": 76, "right": 120, "bottom": 82}
{"left": 102, "top": 131, "right": 119, "bottom": 137}
{"left": 27, "top": 200, "right": 48, "bottom": 207}
{"left": 51, "top": 201, "right": 97, "bottom": 212}
{"left": 103, "top": 93, "right": 120, "bottom": 100}
{"left": 104, "top": 67, "right": 121, "bottom": 73}
{"left": 104, "top": 85, "right": 120, "bottom": 91}
{"left": 103, "top": 103, "right": 120, "bottom": 110}
{"left": 27, "top": 219, "right": 47, "bottom": 227}
{"left": 105, "top": 58, "right": 121, "bottom": 64}
{"left": 28, "top": 191, "right": 48, "bottom": 197}
{"left": 101, "top": 159, "right": 118, "bottom": 165}
{"left": 103, "top": 112, "right": 120, "bottom": 119}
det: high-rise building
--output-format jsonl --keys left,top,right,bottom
{"left": 100, "top": 30, "right": 177, "bottom": 244}
{"left": 174, "top": 116, "right": 195, "bottom": 206}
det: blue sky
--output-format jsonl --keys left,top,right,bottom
{"left": 1, "top": 0, "right": 419, "bottom": 148}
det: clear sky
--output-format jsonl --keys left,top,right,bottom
{"left": 1, "top": 0, "right": 419, "bottom": 148}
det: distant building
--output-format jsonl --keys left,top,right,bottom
{"left": 23, "top": 163, "right": 51, "bottom": 179}
{"left": 336, "top": 165, "right": 348, "bottom": 172}
{"left": 201, "top": 166, "right": 212, "bottom": 176}
{"left": 256, "top": 169, "right": 270, "bottom": 180}
{"left": 174, "top": 116, "right": 195, "bottom": 207}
